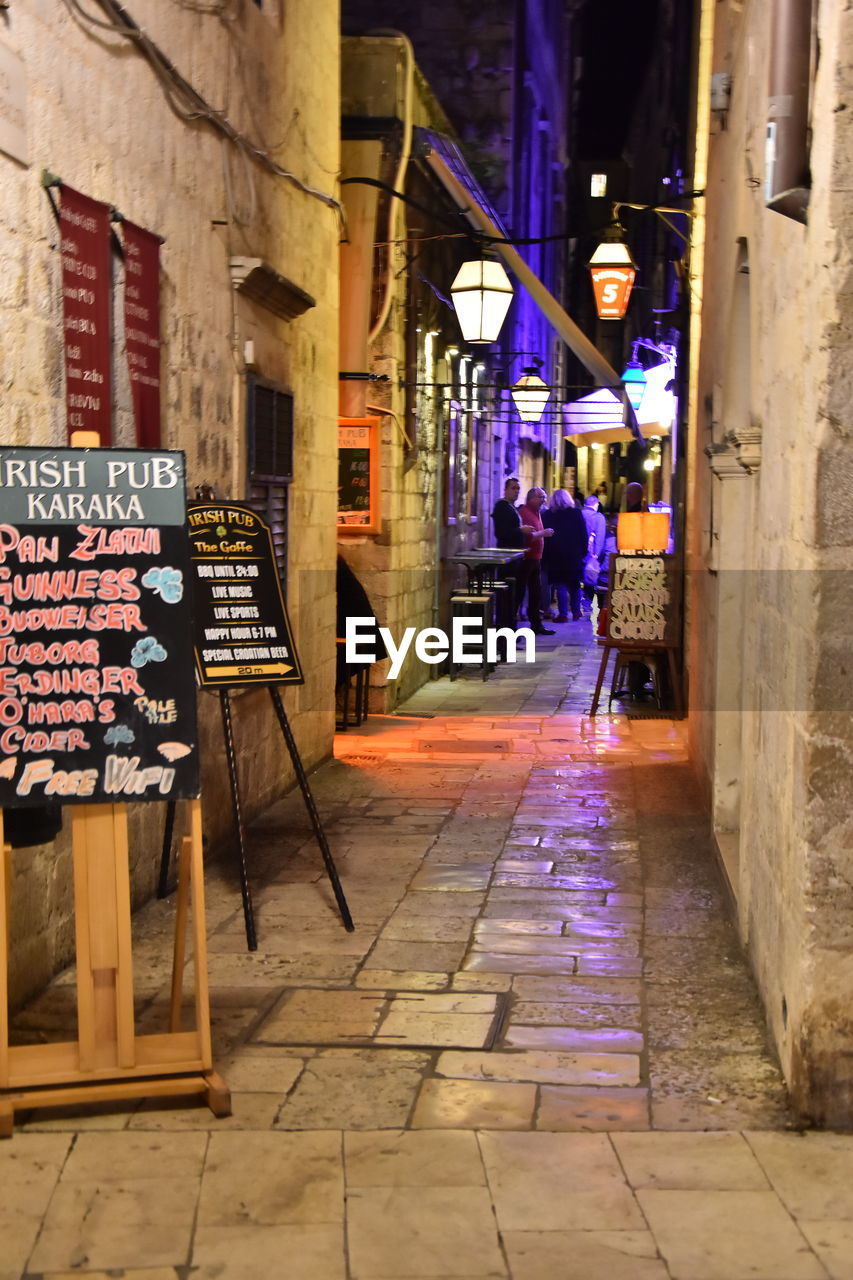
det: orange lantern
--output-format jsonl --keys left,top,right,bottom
{"left": 587, "top": 225, "right": 637, "bottom": 320}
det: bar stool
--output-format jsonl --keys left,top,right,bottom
{"left": 448, "top": 594, "right": 494, "bottom": 681}
{"left": 490, "top": 579, "right": 514, "bottom": 626}
{"left": 336, "top": 640, "right": 371, "bottom": 730}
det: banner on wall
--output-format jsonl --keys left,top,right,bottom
{"left": 59, "top": 185, "right": 112, "bottom": 444}
{"left": 120, "top": 221, "right": 162, "bottom": 448}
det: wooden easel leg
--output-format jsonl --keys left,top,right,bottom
{"left": 204, "top": 1069, "right": 231, "bottom": 1117}
{"left": 590, "top": 646, "right": 611, "bottom": 715}
{"left": 73, "top": 807, "right": 136, "bottom": 1072}
{"left": 111, "top": 808, "right": 135, "bottom": 1069}
{"left": 157, "top": 800, "right": 177, "bottom": 899}
{"left": 218, "top": 690, "right": 257, "bottom": 951}
{"left": 268, "top": 687, "right": 355, "bottom": 932}
{"left": 667, "top": 646, "right": 684, "bottom": 718}
{"left": 188, "top": 799, "right": 216, "bottom": 1075}
{"left": 169, "top": 836, "right": 192, "bottom": 1033}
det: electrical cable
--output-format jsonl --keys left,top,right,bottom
{"left": 340, "top": 178, "right": 473, "bottom": 236}
{"left": 172, "top": 0, "right": 236, "bottom": 14}
{"left": 341, "top": 178, "right": 582, "bottom": 248}
{"left": 62, "top": 0, "right": 343, "bottom": 220}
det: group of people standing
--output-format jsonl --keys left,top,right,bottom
{"left": 491, "top": 478, "right": 615, "bottom": 636}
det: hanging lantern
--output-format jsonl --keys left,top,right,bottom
{"left": 621, "top": 359, "right": 647, "bottom": 412}
{"left": 449, "top": 257, "right": 514, "bottom": 344}
{"left": 587, "top": 223, "right": 637, "bottom": 319}
{"left": 511, "top": 369, "right": 551, "bottom": 424}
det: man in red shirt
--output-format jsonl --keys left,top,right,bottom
{"left": 517, "top": 486, "right": 554, "bottom": 636}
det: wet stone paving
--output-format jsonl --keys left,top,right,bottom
{"left": 5, "top": 628, "right": 853, "bottom": 1279}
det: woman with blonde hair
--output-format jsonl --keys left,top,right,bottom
{"left": 543, "top": 488, "right": 589, "bottom": 621}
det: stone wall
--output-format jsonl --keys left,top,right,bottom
{"left": 342, "top": 0, "right": 515, "bottom": 216}
{"left": 0, "top": 0, "right": 340, "bottom": 1006}
{"left": 688, "top": 0, "right": 853, "bottom": 1124}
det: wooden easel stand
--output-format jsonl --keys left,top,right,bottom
{"left": 0, "top": 431, "right": 228, "bottom": 1135}
{"left": 0, "top": 799, "right": 229, "bottom": 1136}
{"left": 590, "top": 640, "right": 684, "bottom": 718}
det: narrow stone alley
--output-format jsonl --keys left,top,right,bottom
{"left": 5, "top": 630, "right": 853, "bottom": 1279}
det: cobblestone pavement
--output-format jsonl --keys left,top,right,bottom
{"left": 5, "top": 627, "right": 853, "bottom": 1278}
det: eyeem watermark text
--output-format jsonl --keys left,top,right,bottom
{"left": 346, "top": 616, "right": 536, "bottom": 680}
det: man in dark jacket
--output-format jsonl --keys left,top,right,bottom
{"left": 491, "top": 477, "right": 535, "bottom": 626}
{"left": 491, "top": 477, "right": 532, "bottom": 548}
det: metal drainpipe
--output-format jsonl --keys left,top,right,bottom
{"left": 430, "top": 390, "right": 446, "bottom": 677}
{"left": 339, "top": 140, "right": 383, "bottom": 418}
{"left": 367, "top": 32, "right": 414, "bottom": 345}
{"left": 766, "top": 0, "right": 812, "bottom": 223}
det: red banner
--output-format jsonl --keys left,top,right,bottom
{"left": 59, "top": 185, "right": 112, "bottom": 444}
{"left": 121, "top": 221, "right": 162, "bottom": 448}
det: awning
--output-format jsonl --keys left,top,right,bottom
{"left": 417, "top": 131, "right": 634, "bottom": 407}
{"left": 563, "top": 389, "right": 636, "bottom": 446}
{"left": 563, "top": 383, "right": 678, "bottom": 447}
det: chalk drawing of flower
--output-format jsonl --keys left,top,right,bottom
{"left": 131, "top": 637, "right": 168, "bottom": 668}
{"left": 104, "top": 725, "right": 135, "bottom": 746}
{"left": 141, "top": 566, "right": 184, "bottom": 603}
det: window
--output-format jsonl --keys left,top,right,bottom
{"left": 247, "top": 378, "right": 293, "bottom": 590}
{"left": 590, "top": 173, "right": 608, "bottom": 198}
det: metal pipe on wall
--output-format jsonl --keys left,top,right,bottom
{"left": 766, "top": 0, "right": 813, "bottom": 223}
{"left": 339, "top": 140, "right": 384, "bottom": 418}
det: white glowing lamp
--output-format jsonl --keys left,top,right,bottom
{"left": 449, "top": 258, "right": 514, "bottom": 344}
{"left": 511, "top": 370, "right": 551, "bottom": 424}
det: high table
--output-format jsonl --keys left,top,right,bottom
{"left": 444, "top": 549, "right": 525, "bottom": 644}
{"left": 444, "top": 548, "right": 525, "bottom": 594}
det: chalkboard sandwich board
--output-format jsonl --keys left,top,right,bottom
{"left": 606, "top": 552, "right": 680, "bottom": 648}
{"left": 187, "top": 502, "right": 303, "bottom": 689}
{"left": 0, "top": 445, "right": 199, "bottom": 808}
{"left": 338, "top": 417, "right": 380, "bottom": 534}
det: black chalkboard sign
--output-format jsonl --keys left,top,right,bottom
{"left": 606, "top": 553, "right": 680, "bottom": 647}
{"left": 0, "top": 446, "right": 199, "bottom": 807}
{"left": 187, "top": 502, "right": 303, "bottom": 688}
{"left": 338, "top": 418, "right": 379, "bottom": 533}
{"left": 339, "top": 447, "right": 370, "bottom": 514}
